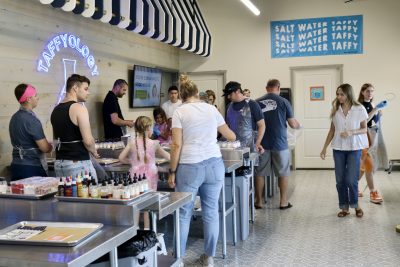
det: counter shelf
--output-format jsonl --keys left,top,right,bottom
{"left": 0, "top": 191, "right": 57, "bottom": 200}
{"left": 0, "top": 221, "right": 103, "bottom": 247}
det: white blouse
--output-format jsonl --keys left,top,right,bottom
{"left": 331, "top": 104, "right": 369, "bottom": 151}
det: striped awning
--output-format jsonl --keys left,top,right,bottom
{"left": 38, "top": 0, "right": 211, "bottom": 57}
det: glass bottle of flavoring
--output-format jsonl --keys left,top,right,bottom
{"left": 122, "top": 179, "right": 130, "bottom": 199}
{"left": 142, "top": 173, "right": 149, "bottom": 192}
{"left": 90, "top": 180, "right": 99, "bottom": 198}
{"left": 113, "top": 179, "right": 121, "bottom": 199}
{"left": 81, "top": 178, "right": 89, "bottom": 198}
{"left": 132, "top": 175, "right": 138, "bottom": 197}
{"left": 138, "top": 174, "right": 143, "bottom": 194}
{"left": 107, "top": 178, "right": 113, "bottom": 198}
{"left": 100, "top": 180, "right": 109, "bottom": 199}
{"left": 76, "top": 174, "right": 83, "bottom": 197}
{"left": 71, "top": 177, "right": 77, "bottom": 197}
{"left": 57, "top": 177, "right": 65, "bottom": 196}
{"left": 64, "top": 178, "right": 72, "bottom": 197}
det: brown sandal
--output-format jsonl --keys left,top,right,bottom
{"left": 337, "top": 210, "right": 350, "bottom": 217}
{"left": 355, "top": 208, "right": 364, "bottom": 218}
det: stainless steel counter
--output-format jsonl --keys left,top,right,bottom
{"left": 146, "top": 192, "right": 192, "bottom": 220}
{"left": 224, "top": 160, "right": 243, "bottom": 173}
{"left": 0, "top": 225, "right": 136, "bottom": 267}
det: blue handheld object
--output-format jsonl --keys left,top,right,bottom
{"left": 376, "top": 100, "right": 387, "bottom": 110}
{"left": 153, "top": 127, "right": 161, "bottom": 137}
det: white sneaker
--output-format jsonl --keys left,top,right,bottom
{"left": 198, "top": 254, "right": 214, "bottom": 267}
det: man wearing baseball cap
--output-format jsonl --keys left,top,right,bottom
{"left": 223, "top": 81, "right": 265, "bottom": 153}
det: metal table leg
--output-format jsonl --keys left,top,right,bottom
{"left": 231, "top": 171, "right": 237, "bottom": 246}
{"left": 221, "top": 178, "right": 226, "bottom": 259}
{"left": 250, "top": 161, "right": 255, "bottom": 223}
{"left": 174, "top": 209, "right": 181, "bottom": 259}
{"left": 110, "top": 247, "right": 118, "bottom": 267}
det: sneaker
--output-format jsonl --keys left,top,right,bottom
{"left": 198, "top": 254, "right": 214, "bottom": 267}
{"left": 370, "top": 191, "right": 383, "bottom": 204}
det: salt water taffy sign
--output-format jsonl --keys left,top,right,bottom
{"left": 271, "top": 15, "right": 363, "bottom": 58}
{"left": 37, "top": 33, "right": 99, "bottom": 76}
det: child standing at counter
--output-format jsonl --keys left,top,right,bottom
{"left": 119, "top": 116, "right": 170, "bottom": 228}
{"left": 152, "top": 107, "right": 171, "bottom": 145}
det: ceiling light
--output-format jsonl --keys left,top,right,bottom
{"left": 240, "top": 0, "right": 261, "bottom": 16}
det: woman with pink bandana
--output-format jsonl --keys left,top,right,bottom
{"left": 9, "top": 84, "right": 52, "bottom": 181}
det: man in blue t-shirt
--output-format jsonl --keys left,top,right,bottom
{"left": 255, "top": 79, "right": 301, "bottom": 210}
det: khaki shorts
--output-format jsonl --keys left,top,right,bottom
{"left": 255, "top": 149, "right": 290, "bottom": 177}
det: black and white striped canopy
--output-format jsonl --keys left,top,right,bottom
{"left": 39, "top": 0, "right": 211, "bottom": 57}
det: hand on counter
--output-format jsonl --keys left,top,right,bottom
{"left": 168, "top": 173, "right": 176, "bottom": 188}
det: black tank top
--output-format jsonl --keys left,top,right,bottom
{"left": 362, "top": 101, "right": 375, "bottom": 128}
{"left": 51, "top": 101, "right": 89, "bottom": 160}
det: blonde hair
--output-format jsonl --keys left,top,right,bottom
{"left": 179, "top": 74, "right": 198, "bottom": 101}
{"left": 134, "top": 116, "right": 152, "bottom": 164}
{"left": 330, "top": 83, "right": 360, "bottom": 119}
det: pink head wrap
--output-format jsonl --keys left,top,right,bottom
{"left": 18, "top": 85, "right": 37, "bottom": 103}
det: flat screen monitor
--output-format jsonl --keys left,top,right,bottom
{"left": 131, "top": 65, "right": 162, "bottom": 107}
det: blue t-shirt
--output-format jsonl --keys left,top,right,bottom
{"left": 257, "top": 93, "right": 294, "bottom": 150}
{"left": 9, "top": 107, "right": 46, "bottom": 166}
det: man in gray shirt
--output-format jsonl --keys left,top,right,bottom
{"left": 255, "top": 79, "right": 301, "bottom": 209}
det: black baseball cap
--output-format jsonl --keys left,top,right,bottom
{"left": 222, "top": 81, "right": 241, "bottom": 96}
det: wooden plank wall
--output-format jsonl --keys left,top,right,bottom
{"left": 0, "top": 0, "right": 180, "bottom": 176}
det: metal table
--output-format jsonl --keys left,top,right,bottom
{"left": 221, "top": 160, "right": 242, "bottom": 259}
{"left": 0, "top": 225, "right": 136, "bottom": 267}
{"left": 146, "top": 192, "right": 192, "bottom": 267}
{"left": 244, "top": 152, "right": 258, "bottom": 223}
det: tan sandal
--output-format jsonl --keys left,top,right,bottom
{"left": 355, "top": 208, "right": 364, "bottom": 218}
{"left": 337, "top": 210, "right": 350, "bottom": 217}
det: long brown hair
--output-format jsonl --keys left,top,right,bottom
{"left": 358, "top": 83, "right": 374, "bottom": 103}
{"left": 134, "top": 116, "right": 152, "bottom": 164}
{"left": 330, "top": 83, "right": 360, "bottom": 119}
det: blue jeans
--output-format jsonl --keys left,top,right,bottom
{"left": 176, "top": 157, "right": 224, "bottom": 257}
{"left": 54, "top": 159, "right": 97, "bottom": 181}
{"left": 333, "top": 149, "right": 361, "bottom": 209}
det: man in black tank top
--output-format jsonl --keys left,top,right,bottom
{"left": 51, "top": 74, "right": 99, "bottom": 180}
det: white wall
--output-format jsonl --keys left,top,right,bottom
{"left": 0, "top": 0, "right": 179, "bottom": 175}
{"left": 180, "top": 0, "right": 400, "bottom": 160}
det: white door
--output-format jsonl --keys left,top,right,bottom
{"left": 292, "top": 65, "right": 342, "bottom": 168}
{"left": 187, "top": 71, "right": 226, "bottom": 116}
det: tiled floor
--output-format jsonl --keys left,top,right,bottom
{"left": 160, "top": 170, "right": 400, "bottom": 266}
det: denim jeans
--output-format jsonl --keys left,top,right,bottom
{"left": 54, "top": 159, "right": 97, "bottom": 181}
{"left": 175, "top": 157, "right": 224, "bottom": 257}
{"left": 333, "top": 149, "right": 361, "bottom": 209}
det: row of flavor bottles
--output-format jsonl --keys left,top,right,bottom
{"left": 108, "top": 173, "right": 149, "bottom": 200}
{"left": 57, "top": 171, "right": 98, "bottom": 198}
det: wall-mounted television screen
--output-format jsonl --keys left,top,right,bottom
{"left": 130, "top": 65, "right": 162, "bottom": 107}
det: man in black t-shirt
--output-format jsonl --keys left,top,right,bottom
{"left": 102, "top": 79, "right": 134, "bottom": 139}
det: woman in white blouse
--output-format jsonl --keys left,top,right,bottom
{"left": 320, "top": 84, "right": 368, "bottom": 218}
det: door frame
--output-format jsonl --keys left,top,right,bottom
{"left": 290, "top": 64, "right": 343, "bottom": 169}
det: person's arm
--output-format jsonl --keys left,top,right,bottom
{"left": 73, "top": 104, "right": 99, "bottom": 158}
{"left": 168, "top": 128, "right": 182, "bottom": 188}
{"left": 156, "top": 143, "right": 171, "bottom": 160}
{"left": 35, "top": 138, "right": 52, "bottom": 153}
{"left": 118, "top": 143, "right": 131, "bottom": 164}
{"left": 320, "top": 122, "right": 335, "bottom": 160}
{"left": 340, "top": 120, "right": 367, "bottom": 138}
{"left": 255, "top": 119, "right": 265, "bottom": 153}
{"left": 218, "top": 124, "right": 236, "bottom": 141}
{"left": 110, "top": 113, "right": 134, "bottom": 128}
{"left": 287, "top": 118, "right": 301, "bottom": 129}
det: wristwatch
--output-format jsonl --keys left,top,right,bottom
{"left": 169, "top": 169, "right": 176, "bottom": 174}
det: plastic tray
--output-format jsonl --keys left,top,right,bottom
{"left": 0, "top": 221, "right": 103, "bottom": 246}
